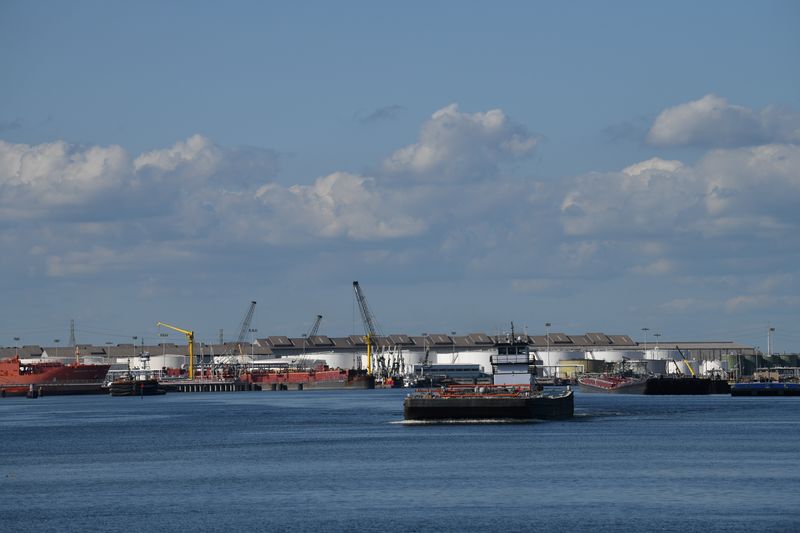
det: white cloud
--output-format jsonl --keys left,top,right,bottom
{"left": 383, "top": 103, "right": 539, "bottom": 181}
{"left": 560, "top": 157, "right": 701, "bottom": 237}
{"left": 647, "top": 94, "right": 800, "bottom": 147}
{"left": 253, "top": 171, "right": 426, "bottom": 242}
{"left": 560, "top": 145, "right": 800, "bottom": 240}
{"left": 0, "top": 139, "right": 129, "bottom": 216}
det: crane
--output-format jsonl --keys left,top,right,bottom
{"left": 157, "top": 322, "right": 196, "bottom": 380}
{"left": 307, "top": 314, "right": 323, "bottom": 337}
{"left": 353, "top": 281, "right": 382, "bottom": 375}
{"left": 675, "top": 345, "right": 697, "bottom": 378}
{"left": 236, "top": 301, "right": 257, "bottom": 345}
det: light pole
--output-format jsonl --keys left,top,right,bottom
{"left": 249, "top": 328, "right": 257, "bottom": 357}
{"left": 641, "top": 327, "right": 649, "bottom": 356}
{"left": 14, "top": 337, "right": 20, "bottom": 358}
{"left": 653, "top": 333, "right": 661, "bottom": 353}
{"left": 451, "top": 331, "right": 457, "bottom": 364}
{"left": 54, "top": 339, "right": 60, "bottom": 359}
{"left": 545, "top": 323, "right": 551, "bottom": 377}
{"left": 105, "top": 342, "right": 113, "bottom": 362}
{"left": 768, "top": 326, "right": 775, "bottom": 359}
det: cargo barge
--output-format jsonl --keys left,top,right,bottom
{"left": 578, "top": 374, "right": 647, "bottom": 394}
{"left": 404, "top": 384, "right": 573, "bottom": 420}
{"left": 404, "top": 324, "right": 573, "bottom": 421}
{"left": 245, "top": 367, "right": 375, "bottom": 391}
{"left": 645, "top": 376, "right": 731, "bottom": 395}
{"left": 730, "top": 382, "right": 800, "bottom": 396}
{"left": 0, "top": 356, "right": 110, "bottom": 397}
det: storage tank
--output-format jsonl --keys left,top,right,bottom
{"left": 701, "top": 360, "right": 728, "bottom": 377}
{"left": 666, "top": 360, "right": 700, "bottom": 376}
{"left": 534, "top": 350, "right": 586, "bottom": 377}
{"left": 302, "top": 351, "right": 360, "bottom": 370}
{"left": 436, "top": 350, "right": 494, "bottom": 375}
{"left": 644, "top": 348, "right": 680, "bottom": 360}
{"left": 586, "top": 350, "right": 644, "bottom": 362}
{"left": 559, "top": 359, "right": 604, "bottom": 379}
{"left": 643, "top": 359, "right": 668, "bottom": 375}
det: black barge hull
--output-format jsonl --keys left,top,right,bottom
{"left": 645, "top": 377, "right": 730, "bottom": 395}
{"left": 404, "top": 390, "right": 573, "bottom": 421}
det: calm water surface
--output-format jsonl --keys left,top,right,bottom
{"left": 1, "top": 389, "right": 798, "bottom": 532}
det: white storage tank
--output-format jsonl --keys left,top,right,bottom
{"left": 438, "top": 350, "right": 495, "bottom": 375}
{"left": 585, "top": 350, "right": 644, "bottom": 362}
{"left": 534, "top": 350, "right": 586, "bottom": 377}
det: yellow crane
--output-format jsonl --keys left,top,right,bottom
{"left": 157, "top": 322, "right": 196, "bottom": 380}
{"left": 675, "top": 346, "right": 697, "bottom": 378}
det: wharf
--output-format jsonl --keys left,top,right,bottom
{"left": 159, "top": 379, "right": 255, "bottom": 393}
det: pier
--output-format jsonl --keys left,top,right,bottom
{"left": 158, "top": 379, "right": 255, "bottom": 393}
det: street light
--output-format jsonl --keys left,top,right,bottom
{"left": 451, "top": 331, "right": 457, "bottom": 364}
{"left": 653, "top": 333, "right": 661, "bottom": 353}
{"left": 54, "top": 339, "right": 60, "bottom": 359}
{"left": 14, "top": 337, "right": 20, "bottom": 358}
{"left": 249, "top": 328, "right": 258, "bottom": 357}
{"left": 641, "top": 327, "right": 650, "bottom": 356}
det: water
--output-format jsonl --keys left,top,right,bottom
{"left": 1, "top": 390, "right": 799, "bottom": 533}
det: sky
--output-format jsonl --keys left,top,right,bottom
{"left": 1, "top": 1, "right": 799, "bottom": 353}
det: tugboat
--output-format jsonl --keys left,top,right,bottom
{"left": 109, "top": 352, "right": 165, "bottom": 397}
{"left": 403, "top": 324, "right": 574, "bottom": 421}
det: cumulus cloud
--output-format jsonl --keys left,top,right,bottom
{"left": 253, "top": 171, "right": 425, "bottom": 242}
{"left": 647, "top": 94, "right": 800, "bottom": 148}
{"left": 0, "top": 139, "right": 130, "bottom": 218}
{"left": 383, "top": 103, "right": 540, "bottom": 181}
{"left": 560, "top": 145, "right": 800, "bottom": 240}
{"left": 560, "top": 157, "right": 700, "bottom": 237}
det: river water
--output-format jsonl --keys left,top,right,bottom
{"left": 1, "top": 389, "right": 798, "bottom": 532}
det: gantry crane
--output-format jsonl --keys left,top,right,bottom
{"left": 353, "top": 281, "right": 382, "bottom": 375}
{"left": 157, "top": 321, "right": 196, "bottom": 380}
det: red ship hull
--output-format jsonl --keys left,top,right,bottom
{"left": 0, "top": 356, "right": 110, "bottom": 397}
{"left": 578, "top": 375, "right": 647, "bottom": 394}
{"left": 246, "top": 368, "right": 375, "bottom": 390}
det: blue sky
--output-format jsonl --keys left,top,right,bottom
{"left": 1, "top": 1, "right": 799, "bottom": 352}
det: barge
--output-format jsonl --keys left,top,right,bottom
{"left": 404, "top": 324, "right": 573, "bottom": 421}
{"left": 731, "top": 382, "right": 800, "bottom": 396}
{"left": 578, "top": 374, "right": 647, "bottom": 394}
{"left": 645, "top": 376, "right": 730, "bottom": 395}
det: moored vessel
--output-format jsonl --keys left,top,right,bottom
{"left": 245, "top": 366, "right": 375, "bottom": 391}
{"left": 730, "top": 382, "right": 800, "bottom": 396}
{"left": 644, "top": 376, "right": 730, "bottom": 395}
{"left": 109, "top": 377, "right": 165, "bottom": 396}
{"left": 578, "top": 374, "right": 647, "bottom": 394}
{"left": 0, "top": 356, "right": 110, "bottom": 397}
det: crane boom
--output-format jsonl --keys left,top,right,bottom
{"left": 353, "top": 282, "right": 381, "bottom": 337}
{"left": 157, "top": 321, "right": 196, "bottom": 380}
{"left": 675, "top": 345, "right": 697, "bottom": 378}
{"left": 353, "top": 281, "right": 383, "bottom": 376}
{"left": 236, "top": 301, "right": 257, "bottom": 344}
{"left": 307, "top": 315, "right": 323, "bottom": 337}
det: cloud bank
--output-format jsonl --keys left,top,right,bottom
{"left": 1, "top": 100, "right": 798, "bottom": 326}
